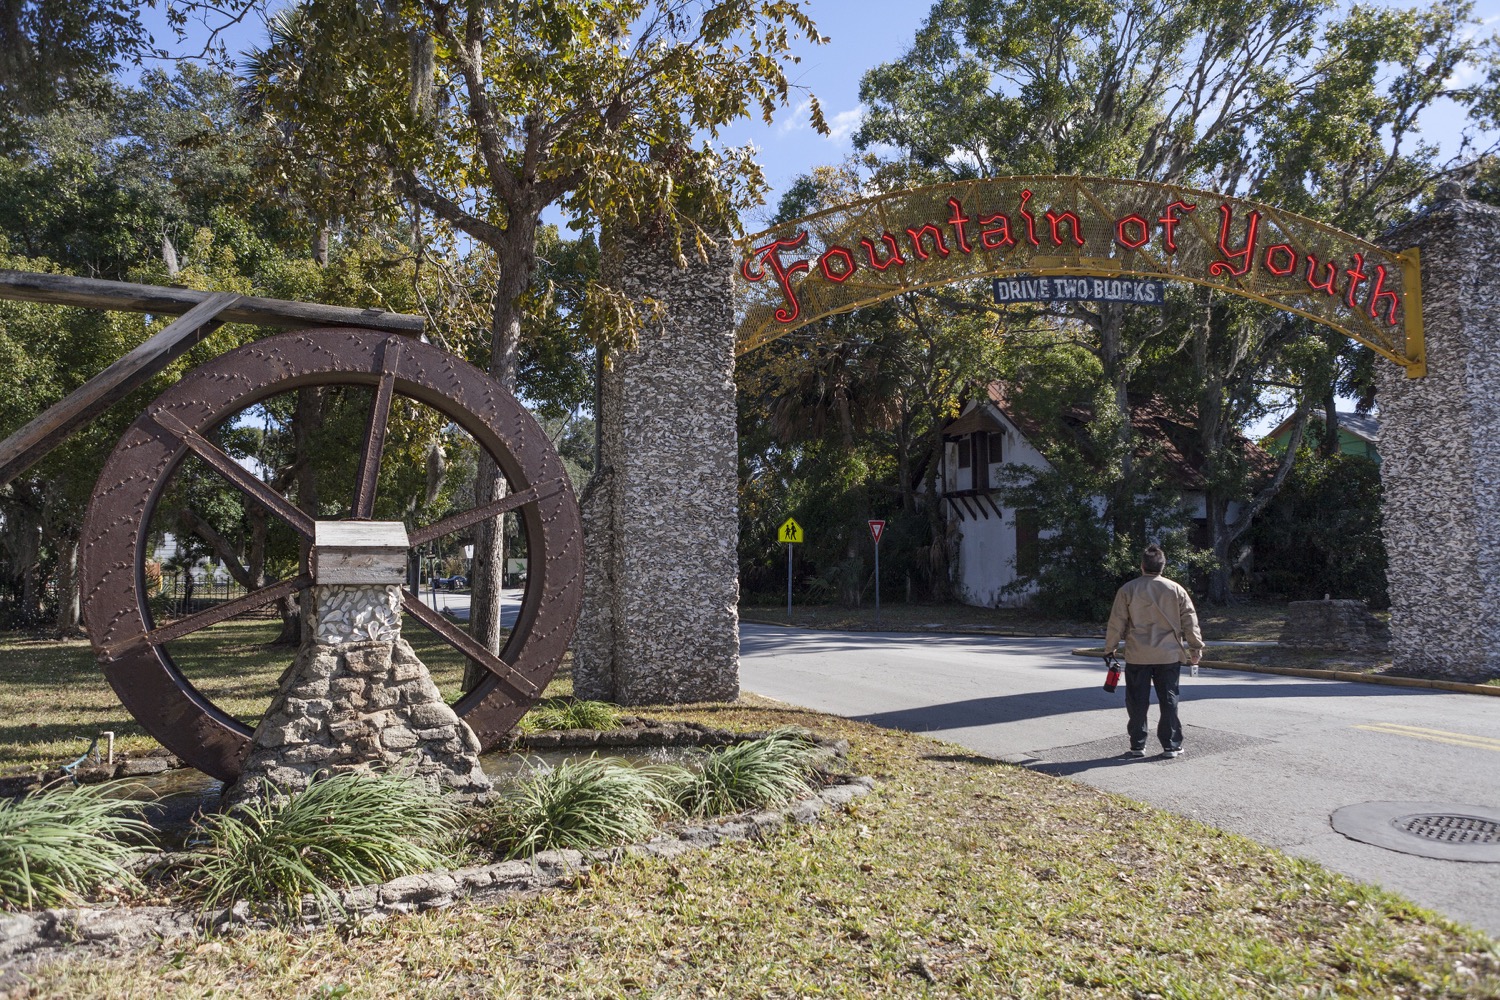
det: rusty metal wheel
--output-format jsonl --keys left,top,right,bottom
{"left": 80, "top": 329, "right": 583, "bottom": 780}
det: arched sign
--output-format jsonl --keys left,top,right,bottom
{"left": 735, "top": 176, "right": 1425, "bottom": 378}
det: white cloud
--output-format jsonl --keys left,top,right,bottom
{"left": 825, "top": 107, "right": 863, "bottom": 141}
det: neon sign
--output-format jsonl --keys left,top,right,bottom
{"left": 734, "top": 176, "right": 1424, "bottom": 377}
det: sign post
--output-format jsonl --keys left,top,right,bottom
{"left": 868, "top": 520, "right": 885, "bottom": 627}
{"left": 777, "top": 518, "right": 804, "bottom": 624}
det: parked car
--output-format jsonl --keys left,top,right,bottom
{"left": 432, "top": 575, "right": 468, "bottom": 590}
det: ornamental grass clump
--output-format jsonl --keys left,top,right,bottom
{"left": 480, "top": 756, "right": 680, "bottom": 859}
{"left": 518, "top": 698, "right": 622, "bottom": 733}
{"left": 669, "top": 729, "right": 821, "bottom": 818}
{"left": 0, "top": 783, "right": 153, "bottom": 910}
{"left": 179, "top": 771, "right": 463, "bottom": 915}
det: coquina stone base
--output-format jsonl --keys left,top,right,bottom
{"left": 227, "top": 638, "right": 492, "bottom": 805}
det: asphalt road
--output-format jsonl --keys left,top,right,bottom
{"left": 739, "top": 623, "right": 1500, "bottom": 937}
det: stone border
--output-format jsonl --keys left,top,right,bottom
{"left": 1069, "top": 649, "right": 1500, "bottom": 697}
{"left": 0, "top": 743, "right": 872, "bottom": 971}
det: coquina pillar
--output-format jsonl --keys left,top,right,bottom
{"left": 1376, "top": 183, "right": 1500, "bottom": 681}
{"left": 574, "top": 232, "right": 741, "bottom": 704}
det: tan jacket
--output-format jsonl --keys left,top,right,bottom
{"left": 1104, "top": 573, "right": 1203, "bottom": 665}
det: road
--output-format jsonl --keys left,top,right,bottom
{"left": 739, "top": 623, "right": 1500, "bottom": 936}
{"left": 412, "top": 587, "right": 524, "bottom": 626}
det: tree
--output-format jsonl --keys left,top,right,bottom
{"left": 244, "top": 0, "right": 828, "bottom": 662}
{"left": 857, "top": 0, "right": 1500, "bottom": 603}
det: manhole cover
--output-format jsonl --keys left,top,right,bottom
{"left": 1397, "top": 814, "right": 1500, "bottom": 845}
{"left": 1331, "top": 801, "right": 1500, "bottom": 862}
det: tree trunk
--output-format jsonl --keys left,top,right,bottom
{"left": 1320, "top": 389, "right": 1340, "bottom": 458}
{"left": 465, "top": 218, "right": 539, "bottom": 689}
{"left": 53, "top": 535, "right": 80, "bottom": 636}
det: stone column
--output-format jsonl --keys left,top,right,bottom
{"left": 1376, "top": 184, "right": 1500, "bottom": 681}
{"left": 229, "top": 522, "right": 492, "bottom": 803}
{"left": 573, "top": 233, "right": 740, "bottom": 704}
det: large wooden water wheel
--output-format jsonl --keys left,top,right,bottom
{"left": 79, "top": 328, "right": 583, "bottom": 781}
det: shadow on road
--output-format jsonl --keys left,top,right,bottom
{"left": 851, "top": 678, "right": 1418, "bottom": 733}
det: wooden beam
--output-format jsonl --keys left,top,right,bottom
{"left": 0, "top": 269, "right": 424, "bottom": 334}
{"left": 0, "top": 292, "right": 243, "bottom": 488}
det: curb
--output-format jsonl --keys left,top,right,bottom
{"left": 1069, "top": 649, "right": 1500, "bottom": 697}
{"left": 740, "top": 615, "right": 1097, "bottom": 640}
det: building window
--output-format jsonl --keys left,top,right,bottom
{"left": 988, "top": 431, "right": 1003, "bottom": 466}
{"left": 1015, "top": 508, "right": 1040, "bottom": 576}
{"left": 957, "top": 437, "right": 971, "bottom": 469}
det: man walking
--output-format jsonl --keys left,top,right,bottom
{"left": 1104, "top": 544, "right": 1204, "bottom": 758}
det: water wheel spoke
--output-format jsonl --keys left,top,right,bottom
{"left": 143, "top": 574, "right": 313, "bottom": 647}
{"left": 408, "top": 476, "right": 568, "bottom": 548}
{"left": 351, "top": 338, "right": 402, "bottom": 519}
{"left": 152, "top": 409, "right": 315, "bottom": 539}
{"left": 400, "top": 590, "right": 539, "bottom": 699}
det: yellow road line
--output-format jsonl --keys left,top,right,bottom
{"left": 1354, "top": 722, "right": 1500, "bottom": 753}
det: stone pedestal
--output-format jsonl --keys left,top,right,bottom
{"left": 573, "top": 232, "right": 740, "bottom": 705}
{"left": 228, "top": 524, "right": 493, "bottom": 803}
{"left": 1376, "top": 186, "right": 1500, "bottom": 681}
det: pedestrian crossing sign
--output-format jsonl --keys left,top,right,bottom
{"left": 777, "top": 518, "right": 804, "bottom": 544}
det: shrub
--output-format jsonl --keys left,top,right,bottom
{"left": 518, "top": 698, "right": 622, "bottom": 733}
{"left": 480, "top": 756, "right": 680, "bottom": 858}
{"left": 668, "top": 729, "right": 821, "bottom": 818}
{"left": 178, "top": 772, "right": 463, "bottom": 915}
{"left": 0, "top": 784, "right": 153, "bottom": 910}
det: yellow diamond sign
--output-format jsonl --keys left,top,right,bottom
{"left": 777, "top": 518, "right": 804, "bottom": 544}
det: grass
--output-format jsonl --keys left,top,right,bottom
{"left": 176, "top": 771, "right": 464, "bottom": 917}
{"left": 478, "top": 755, "right": 681, "bottom": 859}
{"left": 668, "top": 728, "right": 821, "bottom": 818}
{"left": 742, "top": 598, "right": 1294, "bottom": 642}
{"left": 517, "top": 698, "right": 623, "bottom": 733}
{"left": 0, "top": 614, "right": 487, "bottom": 776}
{"left": 17, "top": 699, "right": 1498, "bottom": 998}
{"left": 0, "top": 782, "right": 153, "bottom": 909}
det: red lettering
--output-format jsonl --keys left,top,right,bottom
{"left": 906, "top": 222, "right": 950, "bottom": 261}
{"left": 1345, "top": 253, "right": 1368, "bottom": 311}
{"left": 1264, "top": 244, "right": 1297, "bottom": 277}
{"left": 1018, "top": 189, "right": 1040, "bottom": 246}
{"left": 819, "top": 245, "right": 857, "bottom": 283}
{"left": 1159, "top": 200, "right": 1195, "bottom": 252}
{"left": 742, "top": 231, "right": 811, "bottom": 324}
{"left": 1209, "top": 204, "right": 1260, "bottom": 277}
{"left": 860, "top": 233, "right": 907, "bottom": 271}
{"left": 1116, "top": 215, "right": 1149, "bottom": 249}
{"left": 1367, "top": 264, "right": 1400, "bottom": 325}
{"left": 978, "top": 213, "right": 1015, "bottom": 250}
{"left": 946, "top": 198, "right": 974, "bottom": 254}
{"left": 1045, "top": 209, "right": 1086, "bottom": 248}
{"left": 1304, "top": 254, "right": 1339, "bottom": 295}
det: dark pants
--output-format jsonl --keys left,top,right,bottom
{"left": 1125, "top": 663, "right": 1182, "bottom": 751}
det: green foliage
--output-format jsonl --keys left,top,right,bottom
{"left": 667, "top": 730, "right": 820, "bottom": 819}
{"left": 178, "top": 772, "right": 464, "bottom": 916}
{"left": 0, "top": 783, "right": 152, "bottom": 909}
{"left": 478, "top": 756, "right": 680, "bottom": 859}
{"left": 1245, "top": 450, "right": 1388, "bottom": 607}
{"left": 518, "top": 699, "right": 623, "bottom": 734}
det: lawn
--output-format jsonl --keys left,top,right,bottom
{"left": 0, "top": 616, "right": 479, "bottom": 776}
{"left": 12, "top": 697, "right": 1498, "bottom": 998}
{"left": 3, "top": 618, "right": 1497, "bottom": 997}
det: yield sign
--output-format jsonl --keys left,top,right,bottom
{"left": 868, "top": 519, "right": 886, "bottom": 545}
